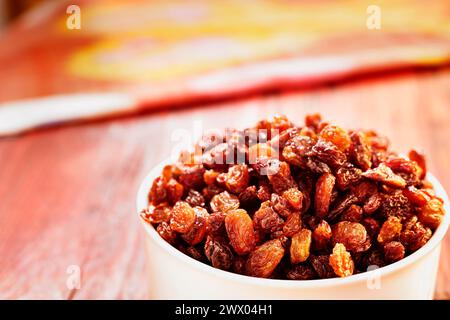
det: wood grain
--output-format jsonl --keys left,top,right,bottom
{"left": 0, "top": 70, "right": 449, "bottom": 299}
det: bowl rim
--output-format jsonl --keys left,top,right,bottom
{"left": 136, "top": 158, "right": 450, "bottom": 289}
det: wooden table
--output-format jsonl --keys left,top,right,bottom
{"left": 0, "top": 68, "right": 449, "bottom": 299}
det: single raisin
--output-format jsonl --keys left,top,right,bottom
{"left": 170, "top": 201, "right": 196, "bottom": 234}
{"left": 329, "top": 243, "right": 354, "bottom": 277}
{"left": 418, "top": 198, "right": 445, "bottom": 230}
{"left": 383, "top": 241, "right": 405, "bottom": 263}
{"left": 290, "top": 229, "right": 312, "bottom": 264}
{"left": 377, "top": 216, "right": 402, "bottom": 244}
{"left": 225, "top": 209, "right": 256, "bottom": 255}
{"left": 210, "top": 191, "right": 240, "bottom": 213}
{"left": 315, "top": 173, "right": 336, "bottom": 218}
{"left": 332, "top": 221, "right": 370, "bottom": 252}
{"left": 246, "top": 239, "right": 285, "bottom": 278}
{"left": 225, "top": 164, "right": 250, "bottom": 194}
{"left": 204, "top": 236, "right": 234, "bottom": 270}
{"left": 312, "top": 220, "right": 332, "bottom": 250}
{"left": 182, "top": 207, "right": 209, "bottom": 245}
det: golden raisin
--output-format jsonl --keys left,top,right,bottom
{"left": 290, "top": 229, "right": 312, "bottom": 264}
{"left": 225, "top": 209, "right": 256, "bottom": 255}
{"left": 329, "top": 243, "right": 354, "bottom": 277}
{"left": 169, "top": 201, "right": 196, "bottom": 234}
{"left": 377, "top": 216, "right": 402, "bottom": 244}
{"left": 210, "top": 191, "right": 240, "bottom": 213}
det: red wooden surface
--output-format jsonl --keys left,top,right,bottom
{"left": 0, "top": 69, "right": 449, "bottom": 299}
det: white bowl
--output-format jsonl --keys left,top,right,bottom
{"left": 136, "top": 159, "right": 450, "bottom": 300}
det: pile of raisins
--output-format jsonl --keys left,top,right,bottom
{"left": 141, "top": 114, "right": 446, "bottom": 280}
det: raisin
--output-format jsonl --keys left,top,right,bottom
{"left": 418, "top": 198, "right": 445, "bottom": 230}
{"left": 185, "top": 189, "right": 205, "bottom": 207}
{"left": 282, "top": 135, "right": 315, "bottom": 168}
{"left": 312, "top": 220, "right": 332, "bottom": 251}
{"left": 175, "top": 164, "right": 205, "bottom": 190}
{"left": 285, "top": 264, "right": 316, "bottom": 280}
{"left": 140, "top": 203, "right": 171, "bottom": 224}
{"left": 403, "top": 186, "right": 430, "bottom": 207}
{"left": 238, "top": 185, "right": 259, "bottom": 209}
{"left": 204, "top": 169, "right": 220, "bottom": 186}
{"left": 311, "top": 139, "right": 347, "bottom": 168}
{"left": 379, "top": 191, "right": 411, "bottom": 218}
{"left": 185, "top": 246, "right": 205, "bottom": 261}
{"left": 350, "top": 181, "right": 377, "bottom": 202}
{"left": 341, "top": 204, "right": 363, "bottom": 222}
{"left": 332, "top": 221, "right": 370, "bottom": 252}
{"left": 377, "top": 216, "right": 402, "bottom": 244}
{"left": 362, "top": 163, "right": 406, "bottom": 188}
{"left": 256, "top": 181, "right": 272, "bottom": 202}
{"left": 170, "top": 201, "right": 196, "bottom": 234}
{"left": 269, "top": 127, "right": 300, "bottom": 150}
{"left": 363, "top": 193, "right": 382, "bottom": 214}
{"left": 383, "top": 241, "right": 405, "bottom": 263}
{"left": 362, "top": 218, "right": 380, "bottom": 239}
{"left": 224, "top": 164, "right": 249, "bottom": 194}
{"left": 335, "top": 165, "right": 362, "bottom": 190}
{"left": 328, "top": 193, "right": 358, "bottom": 221}
{"left": 282, "top": 187, "right": 303, "bottom": 211}
{"left": 319, "top": 125, "right": 351, "bottom": 152}
{"left": 246, "top": 239, "right": 285, "bottom": 278}
{"left": 256, "top": 114, "right": 293, "bottom": 139}
{"left": 408, "top": 149, "right": 427, "bottom": 180}
{"left": 385, "top": 157, "right": 421, "bottom": 186}
{"left": 290, "top": 229, "right": 312, "bottom": 264}
{"left": 310, "top": 255, "right": 335, "bottom": 279}
{"left": 156, "top": 221, "right": 177, "bottom": 245}
{"left": 225, "top": 209, "right": 256, "bottom": 255}
{"left": 283, "top": 212, "right": 302, "bottom": 237}
{"left": 315, "top": 173, "right": 336, "bottom": 219}
{"left": 149, "top": 176, "right": 168, "bottom": 205}
{"left": 399, "top": 221, "right": 432, "bottom": 251}
{"left": 349, "top": 131, "right": 372, "bottom": 171}
{"left": 210, "top": 191, "right": 240, "bottom": 213}
{"left": 305, "top": 113, "right": 322, "bottom": 132}
{"left": 267, "top": 160, "right": 297, "bottom": 193}
{"left": 182, "top": 207, "right": 209, "bottom": 245}
{"left": 271, "top": 193, "right": 292, "bottom": 218}
{"left": 208, "top": 211, "right": 227, "bottom": 235}
{"left": 253, "top": 201, "right": 284, "bottom": 234}
{"left": 204, "top": 236, "right": 234, "bottom": 270}
{"left": 196, "top": 131, "right": 223, "bottom": 152}
{"left": 232, "top": 256, "right": 247, "bottom": 275}
{"left": 329, "top": 243, "right": 354, "bottom": 277}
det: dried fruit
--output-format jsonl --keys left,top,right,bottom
{"left": 225, "top": 164, "right": 250, "bottom": 194}
{"left": 332, "top": 221, "right": 370, "bottom": 252}
{"left": 169, "top": 201, "right": 196, "bottom": 234}
{"left": 290, "top": 229, "right": 312, "bottom": 264}
{"left": 383, "top": 241, "right": 405, "bottom": 262}
{"left": 319, "top": 125, "right": 351, "bottom": 152}
{"left": 315, "top": 173, "right": 336, "bottom": 218}
{"left": 349, "top": 131, "right": 372, "bottom": 171}
{"left": 185, "top": 189, "right": 205, "bottom": 207}
{"left": 310, "top": 255, "right": 335, "bottom": 279}
{"left": 210, "top": 191, "right": 240, "bottom": 213}
{"left": 312, "top": 220, "right": 332, "bottom": 250}
{"left": 140, "top": 203, "right": 171, "bottom": 224}
{"left": 418, "top": 198, "right": 445, "bottom": 230}
{"left": 329, "top": 243, "right": 354, "bottom": 277}
{"left": 408, "top": 149, "right": 427, "bottom": 180}
{"left": 253, "top": 202, "right": 284, "bottom": 234}
{"left": 283, "top": 212, "right": 302, "bottom": 237}
{"left": 282, "top": 188, "right": 303, "bottom": 211}
{"left": 377, "top": 216, "right": 402, "bottom": 244}
{"left": 182, "top": 207, "right": 209, "bottom": 245}
{"left": 225, "top": 209, "right": 256, "bottom": 255}
{"left": 147, "top": 113, "right": 445, "bottom": 280}
{"left": 285, "top": 264, "right": 316, "bottom": 280}
{"left": 204, "top": 236, "right": 234, "bottom": 270}
{"left": 362, "top": 163, "right": 406, "bottom": 188}
{"left": 246, "top": 239, "right": 285, "bottom": 278}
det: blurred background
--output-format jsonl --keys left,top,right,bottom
{"left": 0, "top": 0, "right": 449, "bottom": 299}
